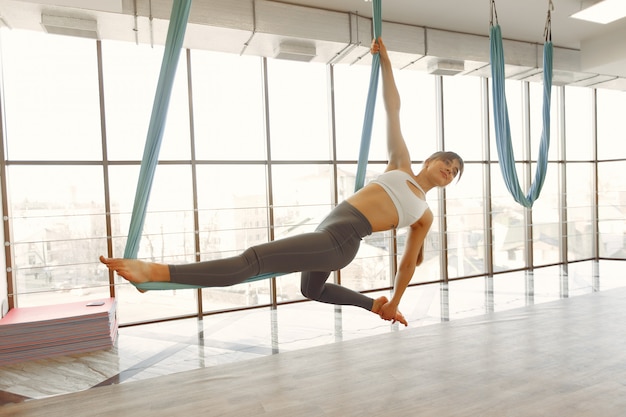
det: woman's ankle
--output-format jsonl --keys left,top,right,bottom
{"left": 151, "top": 263, "right": 171, "bottom": 282}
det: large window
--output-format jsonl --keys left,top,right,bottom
{"left": 7, "top": 166, "right": 109, "bottom": 306}
{"left": 598, "top": 161, "right": 626, "bottom": 258}
{"left": 443, "top": 76, "right": 483, "bottom": 161}
{"left": 2, "top": 30, "right": 101, "bottom": 161}
{"left": 565, "top": 87, "right": 594, "bottom": 161}
{"left": 443, "top": 76, "right": 486, "bottom": 278}
{"left": 445, "top": 164, "right": 486, "bottom": 277}
{"left": 597, "top": 90, "right": 626, "bottom": 259}
{"left": 334, "top": 63, "right": 386, "bottom": 162}
{"left": 531, "top": 163, "right": 560, "bottom": 265}
{"left": 102, "top": 40, "right": 191, "bottom": 161}
{"left": 191, "top": 50, "right": 266, "bottom": 161}
{"left": 2, "top": 31, "right": 107, "bottom": 307}
{"left": 1, "top": 28, "right": 625, "bottom": 325}
{"left": 564, "top": 86, "right": 594, "bottom": 261}
{"left": 597, "top": 89, "right": 626, "bottom": 161}
{"left": 333, "top": 65, "right": 438, "bottom": 162}
{"left": 266, "top": 59, "right": 331, "bottom": 161}
{"left": 488, "top": 79, "right": 527, "bottom": 272}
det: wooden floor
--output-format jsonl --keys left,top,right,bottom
{"left": 4, "top": 287, "right": 626, "bottom": 417}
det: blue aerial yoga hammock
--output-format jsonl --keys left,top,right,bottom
{"left": 354, "top": 0, "right": 382, "bottom": 191}
{"left": 122, "top": 0, "right": 199, "bottom": 291}
{"left": 123, "top": 0, "right": 384, "bottom": 290}
{"left": 490, "top": 0, "right": 553, "bottom": 208}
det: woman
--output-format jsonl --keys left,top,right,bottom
{"left": 100, "top": 38, "right": 463, "bottom": 326}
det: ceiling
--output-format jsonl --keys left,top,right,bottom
{"left": 289, "top": 0, "right": 621, "bottom": 51}
{"left": 1, "top": 0, "right": 626, "bottom": 89}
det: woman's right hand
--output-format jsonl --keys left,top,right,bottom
{"left": 371, "top": 37, "right": 386, "bottom": 55}
{"left": 371, "top": 37, "right": 390, "bottom": 65}
{"left": 370, "top": 38, "right": 379, "bottom": 55}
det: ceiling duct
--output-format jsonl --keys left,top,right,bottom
{"left": 427, "top": 59, "right": 465, "bottom": 76}
{"left": 273, "top": 41, "right": 316, "bottom": 62}
{"left": 41, "top": 13, "right": 98, "bottom": 39}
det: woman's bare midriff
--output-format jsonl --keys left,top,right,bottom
{"left": 346, "top": 184, "right": 399, "bottom": 232}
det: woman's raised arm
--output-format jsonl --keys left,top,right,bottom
{"left": 372, "top": 38, "right": 411, "bottom": 172}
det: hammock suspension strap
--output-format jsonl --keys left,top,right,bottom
{"left": 490, "top": 0, "right": 554, "bottom": 208}
{"left": 354, "top": 0, "right": 382, "bottom": 191}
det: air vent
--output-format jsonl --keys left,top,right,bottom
{"left": 41, "top": 13, "right": 98, "bottom": 39}
{"left": 273, "top": 42, "right": 317, "bottom": 62}
{"left": 427, "top": 59, "right": 465, "bottom": 76}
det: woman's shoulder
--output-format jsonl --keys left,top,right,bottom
{"left": 384, "top": 157, "right": 415, "bottom": 173}
{"left": 382, "top": 167, "right": 416, "bottom": 177}
{"left": 378, "top": 168, "right": 418, "bottom": 185}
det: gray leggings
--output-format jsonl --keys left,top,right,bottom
{"left": 169, "top": 201, "right": 374, "bottom": 311}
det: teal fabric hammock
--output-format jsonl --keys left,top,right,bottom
{"left": 354, "top": 0, "right": 382, "bottom": 191}
{"left": 490, "top": 0, "right": 553, "bottom": 208}
{"left": 123, "top": 0, "right": 384, "bottom": 291}
{"left": 124, "top": 0, "right": 191, "bottom": 262}
{"left": 122, "top": 0, "right": 197, "bottom": 291}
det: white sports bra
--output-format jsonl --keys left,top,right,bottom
{"left": 370, "top": 170, "right": 429, "bottom": 228}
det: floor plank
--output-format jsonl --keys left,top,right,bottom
{"left": 3, "top": 288, "right": 626, "bottom": 417}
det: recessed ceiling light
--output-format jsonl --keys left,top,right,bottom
{"left": 571, "top": 0, "right": 626, "bottom": 24}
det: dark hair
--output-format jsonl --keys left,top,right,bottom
{"left": 425, "top": 151, "right": 464, "bottom": 181}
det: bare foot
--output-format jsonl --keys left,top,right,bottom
{"left": 99, "top": 256, "right": 170, "bottom": 287}
{"left": 371, "top": 296, "right": 389, "bottom": 314}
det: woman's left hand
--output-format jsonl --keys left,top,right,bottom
{"left": 379, "top": 302, "right": 408, "bottom": 326}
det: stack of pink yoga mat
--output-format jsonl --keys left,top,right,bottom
{"left": 0, "top": 298, "right": 118, "bottom": 366}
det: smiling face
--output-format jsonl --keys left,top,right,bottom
{"left": 431, "top": 159, "right": 461, "bottom": 185}
{"left": 424, "top": 151, "right": 464, "bottom": 187}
